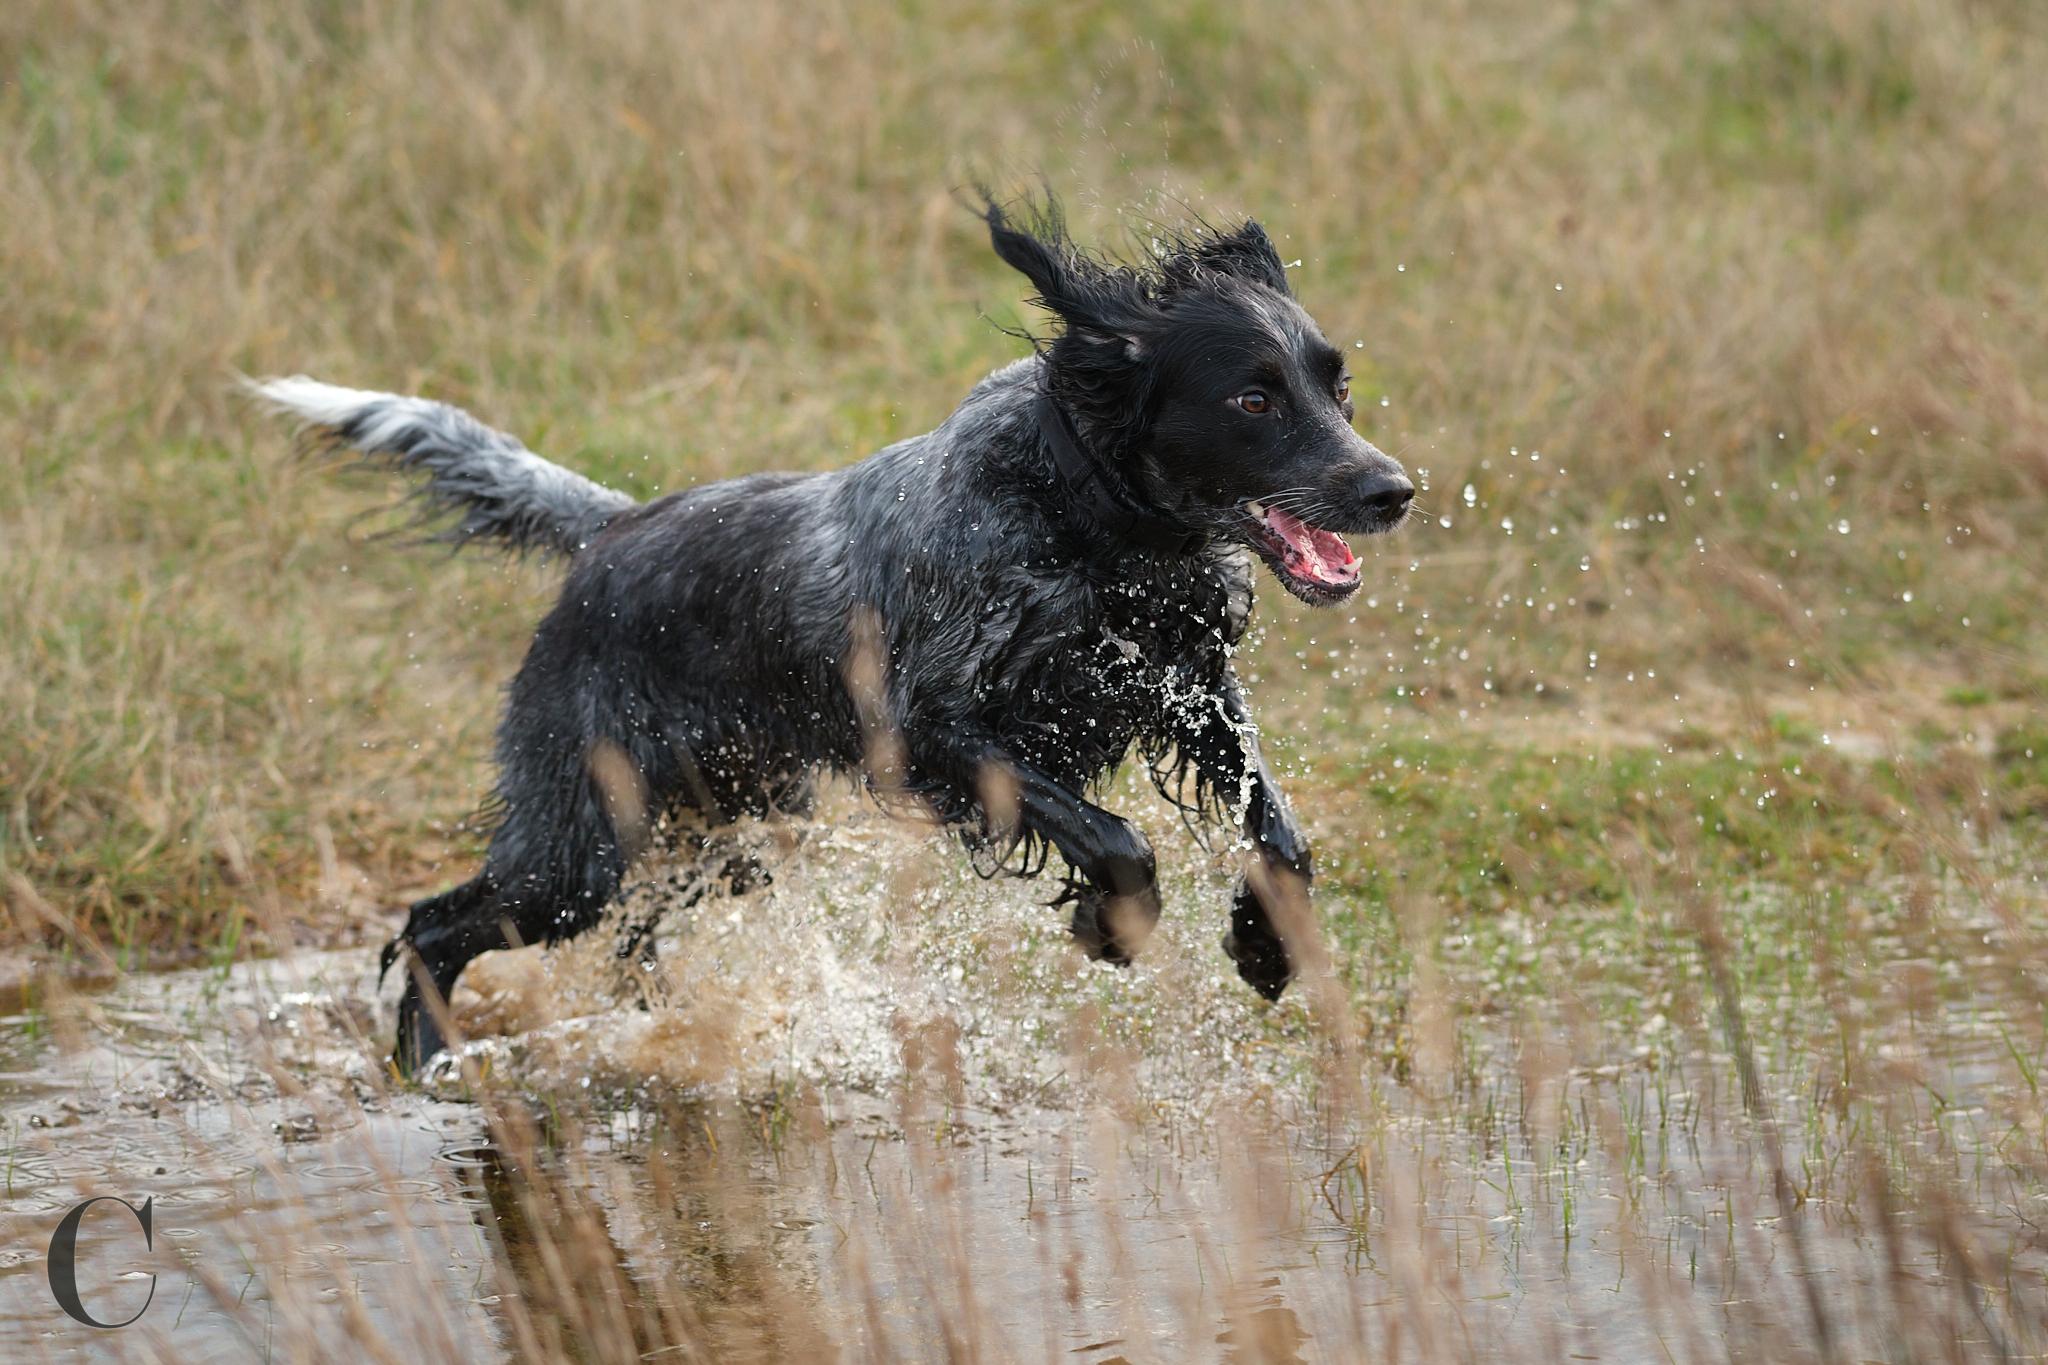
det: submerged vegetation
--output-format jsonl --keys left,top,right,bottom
{"left": 0, "top": 0, "right": 2044, "bottom": 1358}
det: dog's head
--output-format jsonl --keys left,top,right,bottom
{"left": 985, "top": 195, "right": 1412, "bottom": 606}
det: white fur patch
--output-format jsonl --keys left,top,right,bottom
{"left": 245, "top": 374, "right": 634, "bottom": 553}
{"left": 245, "top": 375, "right": 443, "bottom": 448}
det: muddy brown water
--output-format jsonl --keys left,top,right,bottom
{"left": 1, "top": 817, "right": 2042, "bottom": 1360}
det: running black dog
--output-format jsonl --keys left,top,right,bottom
{"left": 254, "top": 195, "right": 1412, "bottom": 1072}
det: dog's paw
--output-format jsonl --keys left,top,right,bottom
{"left": 1066, "top": 886, "right": 1159, "bottom": 967}
{"left": 1224, "top": 885, "right": 1294, "bottom": 1000}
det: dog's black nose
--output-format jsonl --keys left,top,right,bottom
{"left": 1359, "top": 472, "right": 1415, "bottom": 518}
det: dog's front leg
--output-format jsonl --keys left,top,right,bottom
{"left": 1173, "top": 676, "right": 1311, "bottom": 1000}
{"left": 957, "top": 750, "right": 1162, "bottom": 966}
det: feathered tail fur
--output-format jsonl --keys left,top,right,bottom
{"left": 247, "top": 376, "right": 635, "bottom": 556}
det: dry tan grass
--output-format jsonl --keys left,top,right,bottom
{"left": 0, "top": 0, "right": 2044, "bottom": 1236}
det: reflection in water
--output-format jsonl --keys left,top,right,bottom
{"left": 1218, "top": 1302, "right": 1310, "bottom": 1363}
{"left": 460, "top": 1140, "right": 659, "bottom": 1363}
{"left": 440, "top": 1091, "right": 1337, "bottom": 1362}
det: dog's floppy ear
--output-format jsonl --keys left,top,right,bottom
{"left": 982, "top": 192, "right": 1147, "bottom": 338}
{"left": 1190, "top": 219, "right": 1293, "bottom": 296}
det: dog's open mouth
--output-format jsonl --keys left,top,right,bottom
{"left": 1241, "top": 500, "right": 1362, "bottom": 603}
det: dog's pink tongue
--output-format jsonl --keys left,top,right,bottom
{"left": 1266, "top": 507, "right": 1359, "bottom": 585}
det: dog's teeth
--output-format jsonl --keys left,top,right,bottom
{"left": 1246, "top": 500, "right": 1266, "bottom": 518}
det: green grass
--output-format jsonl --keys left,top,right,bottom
{"left": 1314, "top": 726, "right": 2039, "bottom": 910}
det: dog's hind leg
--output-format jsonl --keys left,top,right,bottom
{"left": 386, "top": 877, "right": 501, "bottom": 1076}
{"left": 388, "top": 772, "right": 636, "bottom": 1074}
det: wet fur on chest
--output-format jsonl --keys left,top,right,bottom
{"left": 960, "top": 549, "right": 1255, "bottom": 789}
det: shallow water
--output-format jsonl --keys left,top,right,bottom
{"left": 2, "top": 810, "right": 2043, "bottom": 1360}
{"left": 0, "top": 949, "right": 499, "bottom": 1359}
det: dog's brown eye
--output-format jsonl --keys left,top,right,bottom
{"left": 1235, "top": 391, "right": 1270, "bottom": 414}
{"left": 1335, "top": 378, "right": 1351, "bottom": 404}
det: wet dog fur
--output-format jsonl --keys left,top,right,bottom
{"left": 252, "top": 194, "right": 1413, "bottom": 1072}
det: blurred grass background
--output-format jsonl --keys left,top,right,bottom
{"left": 1, "top": 0, "right": 2044, "bottom": 962}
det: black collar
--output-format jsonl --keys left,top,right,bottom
{"left": 1034, "top": 392, "right": 1208, "bottom": 556}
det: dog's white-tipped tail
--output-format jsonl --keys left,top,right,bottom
{"left": 246, "top": 374, "right": 636, "bottom": 557}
